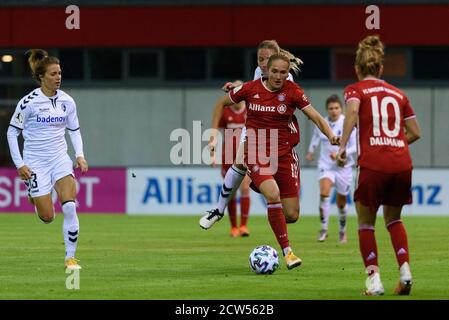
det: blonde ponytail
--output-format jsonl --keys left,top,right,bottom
{"left": 355, "top": 35, "right": 384, "bottom": 78}
{"left": 279, "top": 48, "right": 303, "bottom": 76}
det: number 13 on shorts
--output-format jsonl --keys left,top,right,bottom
{"left": 24, "top": 172, "right": 39, "bottom": 195}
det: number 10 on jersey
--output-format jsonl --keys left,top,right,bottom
{"left": 370, "top": 96, "right": 401, "bottom": 138}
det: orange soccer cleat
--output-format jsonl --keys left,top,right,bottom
{"left": 65, "top": 257, "right": 82, "bottom": 270}
{"left": 230, "top": 227, "right": 239, "bottom": 238}
{"left": 394, "top": 262, "right": 412, "bottom": 295}
{"left": 285, "top": 251, "right": 302, "bottom": 270}
{"left": 239, "top": 225, "right": 250, "bottom": 237}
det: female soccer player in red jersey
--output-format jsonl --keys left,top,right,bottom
{"left": 337, "top": 35, "right": 421, "bottom": 295}
{"left": 212, "top": 101, "right": 252, "bottom": 237}
{"left": 204, "top": 53, "right": 339, "bottom": 269}
{"left": 201, "top": 40, "right": 302, "bottom": 233}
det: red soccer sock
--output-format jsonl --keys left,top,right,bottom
{"left": 267, "top": 202, "right": 289, "bottom": 250}
{"left": 240, "top": 195, "right": 250, "bottom": 227}
{"left": 387, "top": 220, "right": 410, "bottom": 267}
{"left": 358, "top": 226, "right": 378, "bottom": 274}
{"left": 228, "top": 198, "right": 237, "bottom": 228}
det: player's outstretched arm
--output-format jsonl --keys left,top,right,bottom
{"left": 337, "top": 99, "right": 359, "bottom": 166}
{"left": 221, "top": 80, "right": 243, "bottom": 93}
{"left": 302, "top": 105, "right": 338, "bottom": 145}
{"left": 345, "top": 127, "right": 358, "bottom": 156}
{"left": 306, "top": 126, "right": 321, "bottom": 161}
{"left": 404, "top": 117, "right": 421, "bottom": 145}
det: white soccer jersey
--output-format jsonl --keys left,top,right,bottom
{"left": 253, "top": 66, "right": 294, "bottom": 81}
{"left": 9, "top": 88, "right": 82, "bottom": 166}
{"left": 308, "top": 115, "right": 356, "bottom": 169}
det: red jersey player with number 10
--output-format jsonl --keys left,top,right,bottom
{"left": 204, "top": 53, "right": 339, "bottom": 270}
{"left": 337, "top": 35, "right": 421, "bottom": 296}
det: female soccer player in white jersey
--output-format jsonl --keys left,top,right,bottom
{"left": 7, "top": 49, "right": 88, "bottom": 270}
{"left": 306, "top": 94, "right": 356, "bottom": 243}
{"left": 200, "top": 40, "right": 302, "bottom": 229}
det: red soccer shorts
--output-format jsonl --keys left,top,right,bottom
{"left": 354, "top": 167, "right": 412, "bottom": 212}
{"left": 245, "top": 148, "right": 300, "bottom": 199}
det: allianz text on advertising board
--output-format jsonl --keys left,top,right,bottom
{"left": 403, "top": 169, "right": 445, "bottom": 215}
{"left": 127, "top": 168, "right": 349, "bottom": 215}
{"left": 0, "top": 168, "right": 126, "bottom": 213}
{"left": 127, "top": 168, "right": 448, "bottom": 216}
{"left": 2, "top": 167, "right": 445, "bottom": 215}
{"left": 127, "top": 168, "right": 233, "bottom": 214}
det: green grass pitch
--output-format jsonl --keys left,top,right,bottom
{"left": 0, "top": 213, "right": 448, "bottom": 300}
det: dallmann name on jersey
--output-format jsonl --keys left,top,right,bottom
{"left": 248, "top": 103, "right": 276, "bottom": 112}
{"left": 370, "top": 136, "right": 405, "bottom": 147}
{"left": 362, "top": 86, "right": 403, "bottom": 100}
{"left": 36, "top": 115, "right": 66, "bottom": 123}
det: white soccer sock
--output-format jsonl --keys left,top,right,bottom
{"left": 62, "top": 201, "right": 79, "bottom": 259}
{"left": 217, "top": 165, "right": 246, "bottom": 214}
{"left": 319, "top": 196, "right": 331, "bottom": 231}
{"left": 338, "top": 204, "right": 348, "bottom": 233}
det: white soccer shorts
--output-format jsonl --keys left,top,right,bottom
{"left": 318, "top": 166, "right": 353, "bottom": 196}
{"left": 25, "top": 154, "right": 74, "bottom": 198}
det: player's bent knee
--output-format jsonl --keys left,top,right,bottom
{"left": 38, "top": 213, "right": 55, "bottom": 224}
{"left": 36, "top": 208, "right": 55, "bottom": 224}
{"left": 285, "top": 210, "right": 299, "bottom": 223}
{"left": 266, "top": 192, "right": 281, "bottom": 203}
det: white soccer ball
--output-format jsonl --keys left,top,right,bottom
{"left": 249, "top": 245, "right": 280, "bottom": 274}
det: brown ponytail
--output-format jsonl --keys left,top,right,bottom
{"left": 26, "top": 49, "right": 60, "bottom": 84}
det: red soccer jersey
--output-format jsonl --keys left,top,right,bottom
{"left": 229, "top": 78, "right": 310, "bottom": 157}
{"left": 344, "top": 78, "right": 416, "bottom": 173}
{"left": 218, "top": 105, "right": 246, "bottom": 165}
